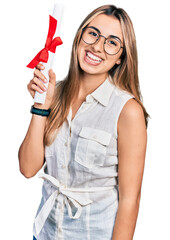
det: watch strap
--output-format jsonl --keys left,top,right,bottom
{"left": 30, "top": 105, "right": 51, "bottom": 117}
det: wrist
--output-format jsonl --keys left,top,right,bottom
{"left": 33, "top": 103, "right": 50, "bottom": 110}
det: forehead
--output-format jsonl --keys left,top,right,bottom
{"left": 88, "top": 14, "right": 123, "bottom": 42}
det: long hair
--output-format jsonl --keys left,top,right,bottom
{"left": 44, "top": 4, "right": 150, "bottom": 146}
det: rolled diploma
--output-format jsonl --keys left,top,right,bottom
{"left": 34, "top": 3, "right": 64, "bottom": 104}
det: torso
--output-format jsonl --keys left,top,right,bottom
{"left": 35, "top": 78, "right": 135, "bottom": 239}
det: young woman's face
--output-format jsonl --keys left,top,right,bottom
{"left": 77, "top": 14, "right": 124, "bottom": 79}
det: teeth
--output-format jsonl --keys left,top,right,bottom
{"left": 86, "top": 51, "right": 102, "bottom": 62}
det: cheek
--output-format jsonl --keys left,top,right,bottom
{"left": 106, "top": 53, "right": 122, "bottom": 70}
{"left": 77, "top": 44, "right": 84, "bottom": 62}
{"left": 105, "top": 59, "right": 117, "bottom": 71}
{"left": 78, "top": 40, "right": 86, "bottom": 53}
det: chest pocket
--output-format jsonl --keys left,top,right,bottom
{"left": 75, "top": 127, "right": 112, "bottom": 169}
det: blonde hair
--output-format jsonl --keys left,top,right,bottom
{"left": 44, "top": 4, "right": 150, "bottom": 146}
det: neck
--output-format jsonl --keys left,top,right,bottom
{"left": 78, "top": 72, "right": 108, "bottom": 98}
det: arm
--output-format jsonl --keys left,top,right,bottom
{"left": 18, "top": 65, "right": 56, "bottom": 178}
{"left": 112, "top": 98, "right": 147, "bottom": 240}
{"left": 18, "top": 114, "right": 47, "bottom": 178}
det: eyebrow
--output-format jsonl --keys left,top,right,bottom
{"left": 88, "top": 26, "right": 122, "bottom": 43}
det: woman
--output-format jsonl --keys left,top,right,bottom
{"left": 19, "top": 4, "right": 148, "bottom": 240}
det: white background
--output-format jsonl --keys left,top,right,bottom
{"left": 0, "top": 0, "right": 170, "bottom": 239}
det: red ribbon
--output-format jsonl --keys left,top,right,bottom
{"left": 27, "top": 15, "right": 63, "bottom": 69}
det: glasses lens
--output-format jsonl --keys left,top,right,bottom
{"left": 105, "top": 38, "right": 121, "bottom": 55}
{"left": 82, "top": 27, "right": 99, "bottom": 44}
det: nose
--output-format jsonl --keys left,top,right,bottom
{"left": 91, "top": 35, "right": 105, "bottom": 53}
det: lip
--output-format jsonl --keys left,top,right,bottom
{"left": 84, "top": 50, "right": 104, "bottom": 66}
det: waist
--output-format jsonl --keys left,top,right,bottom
{"left": 34, "top": 172, "right": 117, "bottom": 237}
{"left": 40, "top": 173, "right": 117, "bottom": 192}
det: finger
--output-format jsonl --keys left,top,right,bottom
{"left": 27, "top": 79, "right": 34, "bottom": 91}
{"left": 35, "top": 63, "right": 45, "bottom": 70}
{"left": 33, "top": 69, "right": 47, "bottom": 83}
{"left": 27, "top": 81, "right": 36, "bottom": 98}
{"left": 30, "top": 82, "right": 45, "bottom": 94}
{"left": 48, "top": 69, "right": 56, "bottom": 86}
{"left": 32, "top": 77, "right": 47, "bottom": 92}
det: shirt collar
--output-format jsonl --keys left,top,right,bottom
{"left": 85, "top": 76, "right": 115, "bottom": 107}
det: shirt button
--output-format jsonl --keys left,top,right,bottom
{"left": 61, "top": 164, "right": 66, "bottom": 169}
{"left": 58, "top": 226, "right": 62, "bottom": 232}
{"left": 58, "top": 204, "right": 62, "bottom": 210}
{"left": 64, "top": 142, "right": 68, "bottom": 147}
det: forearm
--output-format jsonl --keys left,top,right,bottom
{"left": 18, "top": 114, "right": 47, "bottom": 178}
{"left": 112, "top": 199, "right": 140, "bottom": 240}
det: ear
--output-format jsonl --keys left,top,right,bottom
{"left": 116, "top": 59, "right": 121, "bottom": 65}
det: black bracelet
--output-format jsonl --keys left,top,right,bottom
{"left": 30, "top": 105, "right": 51, "bottom": 117}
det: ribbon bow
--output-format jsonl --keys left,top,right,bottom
{"left": 27, "top": 15, "right": 63, "bottom": 69}
{"left": 34, "top": 173, "right": 93, "bottom": 236}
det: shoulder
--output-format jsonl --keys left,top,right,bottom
{"left": 120, "top": 98, "right": 144, "bottom": 119}
{"left": 118, "top": 98, "right": 146, "bottom": 134}
{"left": 111, "top": 83, "right": 134, "bottom": 99}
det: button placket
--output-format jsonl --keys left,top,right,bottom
{"left": 59, "top": 126, "right": 71, "bottom": 186}
{"left": 56, "top": 194, "right": 65, "bottom": 239}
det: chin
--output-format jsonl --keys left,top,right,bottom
{"left": 80, "top": 64, "right": 101, "bottom": 75}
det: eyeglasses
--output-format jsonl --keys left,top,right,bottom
{"left": 81, "top": 26, "right": 123, "bottom": 55}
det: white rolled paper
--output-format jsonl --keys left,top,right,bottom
{"left": 34, "top": 3, "right": 65, "bottom": 104}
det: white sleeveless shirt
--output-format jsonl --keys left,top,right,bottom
{"left": 33, "top": 76, "right": 134, "bottom": 240}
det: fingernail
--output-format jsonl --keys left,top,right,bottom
{"left": 41, "top": 65, "right": 45, "bottom": 69}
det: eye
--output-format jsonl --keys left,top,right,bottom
{"left": 108, "top": 39, "right": 118, "bottom": 46}
{"left": 88, "top": 31, "right": 98, "bottom": 38}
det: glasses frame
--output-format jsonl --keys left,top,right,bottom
{"left": 81, "top": 26, "right": 124, "bottom": 56}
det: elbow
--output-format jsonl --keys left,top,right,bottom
{"left": 18, "top": 146, "right": 44, "bottom": 179}
{"left": 18, "top": 151, "right": 36, "bottom": 179}
{"left": 19, "top": 164, "right": 36, "bottom": 178}
{"left": 20, "top": 168, "right": 35, "bottom": 179}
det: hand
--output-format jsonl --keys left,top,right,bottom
{"left": 27, "top": 63, "right": 56, "bottom": 109}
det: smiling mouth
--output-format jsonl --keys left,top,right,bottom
{"left": 85, "top": 51, "right": 103, "bottom": 63}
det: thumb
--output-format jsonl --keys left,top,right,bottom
{"left": 48, "top": 69, "right": 56, "bottom": 86}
